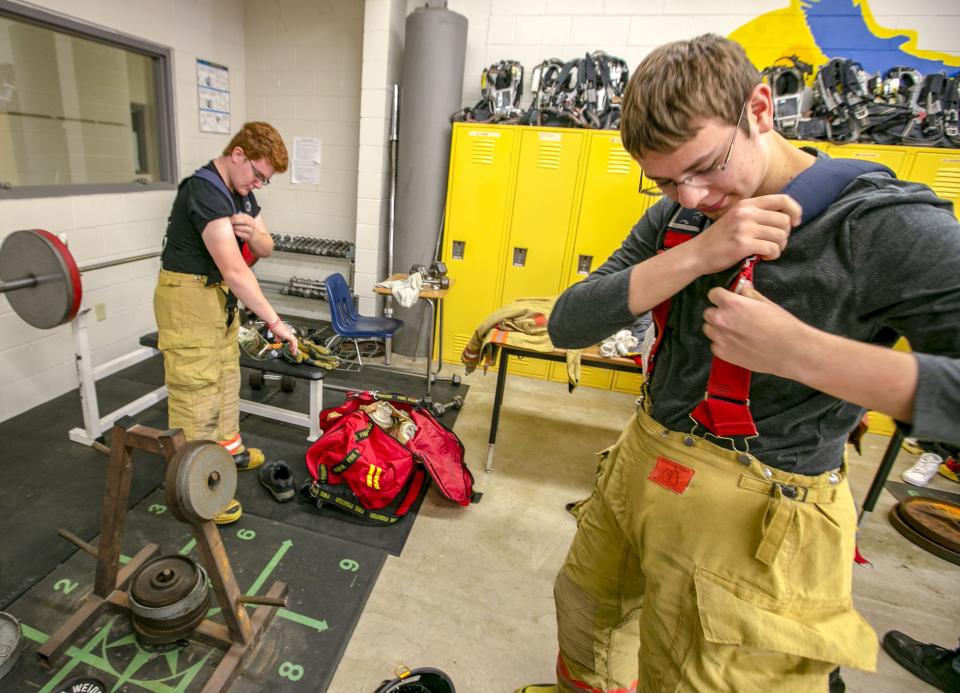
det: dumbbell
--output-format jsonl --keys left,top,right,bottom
{"left": 430, "top": 395, "right": 464, "bottom": 417}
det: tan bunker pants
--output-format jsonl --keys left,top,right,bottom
{"left": 555, "top": 404, "right": 878, "bottom": 692}
{"left": 153, "top": 270, "right": 240, "bottom": 444}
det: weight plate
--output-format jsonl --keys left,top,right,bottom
{"left": 53, "top": 676, "right": 107, "bottom": 693}
{"left": 0, "top": 611, "right": 23, "bottom": 682}
{"left": 889, "top": 503, "right": 960, "bottom": 566}
{"left": 898, "top": 496, "right": 960, "bottom": 553}
{"left": 0, "top": 229, "right": 81, "bottom": 328}
{"left": 129, "top": 555, "right": 204, "bottom": 608}
{"left": 164, "top": 441, "right": 236, "bottom": 523}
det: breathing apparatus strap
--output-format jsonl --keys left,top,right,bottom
{"left": 647, "top": 157, "right": 893, "bottom": 440}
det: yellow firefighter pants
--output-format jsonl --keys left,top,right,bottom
{"left": 554, "top": 404, "right": 878, "bottom": 693}
{"left": 153, "top": 269, "right": 240, "bottom": 444}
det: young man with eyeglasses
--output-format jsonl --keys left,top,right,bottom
{"left": 520, "top": 34, "right": 960, "bottom": 692}
{"left": 154, "top": 121, "right": 297, "bottom": 524}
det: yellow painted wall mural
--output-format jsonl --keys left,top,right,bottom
{"left": 730, "top": 0, "right": 959, "bottom": 76}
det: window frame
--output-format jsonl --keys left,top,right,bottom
{"left": 0, "top": 0, "right": 178, "bottom": 198}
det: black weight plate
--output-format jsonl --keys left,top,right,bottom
{"left": 0, "top": 229, "right": 81, "bottom": 328}
{"left": 898, "top": 496, "right": 960, "bottom": 553}
{"left": 890, "top": 503, "right": 960, "bottom": 566}
{"left": 54, "top": 676, "right": 107, "bottom": 693}
{"left": 130, "top": 555, "right": 201, "bottom": 608}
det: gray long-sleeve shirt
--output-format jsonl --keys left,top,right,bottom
{"left": 548, "top": 171, "right": 960, "bottom": 474}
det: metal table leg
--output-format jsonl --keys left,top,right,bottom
{"left": 424, "top": 298, "right": 436, "bottom": 398}
{"left": 485, "top": 350, "right": 510, "bottom": 473}
{"left": 858, "top": 429, "right": 904, "bottom": 525}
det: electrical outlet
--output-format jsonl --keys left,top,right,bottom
{"left": 95, "top": 303, "right": 107, "bottom": 321}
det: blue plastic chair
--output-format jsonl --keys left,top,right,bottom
{"left": 324, "top": 273, "right": 403, "bottom": 365}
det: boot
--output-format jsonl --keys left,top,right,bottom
{"left": 882, "top": 630, "right": 960, "bottom": 692}
{"left": 214, "top": 498, "right": 242, "bottom": 525}
{"left": 232, "top": 447, "right": 265, "bottom": 471}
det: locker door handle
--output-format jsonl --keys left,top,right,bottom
{"left": 577, "top": 254, "right": 593, "bottom": 275}
{"left": 513, "top": 247, "right": 527, "bottom": 267}
{"left": 452, "top": 240, "right": 465, "bottom": 260}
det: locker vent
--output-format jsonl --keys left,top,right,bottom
{"left": 606, "top": 148, "right": 632, "bottom": 174}
{"left": 451, "top": 334, "right": 471, "bottom": 359}
{"left": 933, "top": 165, "right": 960, "bottom": 199}
{"left": 537, "top": 141, "right": 562, "bottom": 169}
{"left": 471, "top": 138, "right": 496, "bottom": 165}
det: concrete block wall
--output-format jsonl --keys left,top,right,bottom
{"left": 355, "top": 0, "right": 406, "bottom": 314}
{"left": 424, "top": 0, "right": 960, "bottom": 110}
{"left": 0, "top": 0, "right": 247, "bottom": 423}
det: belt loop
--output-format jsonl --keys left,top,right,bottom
{"left": 755, "top": 484, "right": 796, "bottom": 566}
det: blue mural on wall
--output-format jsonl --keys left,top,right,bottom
{"left": 803, "top": 0, "right": 958, "bottom": 76}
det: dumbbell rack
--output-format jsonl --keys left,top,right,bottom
{"left": 255, "top": 235, "right": 355, "bottom": 319}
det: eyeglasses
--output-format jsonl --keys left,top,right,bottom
{"left": 247, "top": 158, "right": 271, "bottom": 187}
{"left": 638, "top": 101, "right": 747, "bottom": 197}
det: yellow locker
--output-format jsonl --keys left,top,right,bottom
{"left": 825, "top": 143, "right": 913, "bottom": 178}
{"left": 506, "top": 351, "right": 550, "bottom": 379}
{"left": 564, "top": 132, "right": 650, "bottom": 289}
{"left": 440, "top": 124, "right": 519, "bottom": 363}
{"left": 611, "top": 370, "right": 644, "bottom": 394}
{"left": 548, "top": 361, "right": 613, "bottom": 389}
{"left": 501, "top": 129, "right": 586, "bottom": 305}
{"left": 906, "top": 150, "right": 960, "bottom": 219}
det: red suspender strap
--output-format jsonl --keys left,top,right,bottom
{"left": 648, "top": 208, "right": 758, "bottom": 438}
{"left": 690, "top": 255, "right": 758, "bottom": 437}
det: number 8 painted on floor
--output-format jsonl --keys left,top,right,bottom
{"left": 279, "top": 661, "right": 304, "bottom": 681}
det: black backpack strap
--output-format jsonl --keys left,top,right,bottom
{"left": 299, "top": 467, "right": 427, "bottom": 525}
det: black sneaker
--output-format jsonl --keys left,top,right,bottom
{"left": 259, "top": 461, "right": 296, "bottom": 503}
{"left": 829, "top": 667, "right": 845, "bottom": 693}
{"left": 882, "top": 630, "right": 960, "bottom": 692}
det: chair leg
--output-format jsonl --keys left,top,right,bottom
{"left": 352, "top": 339, "right": 363, "bottom": 367}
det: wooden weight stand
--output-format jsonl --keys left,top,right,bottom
{"left": 37, "top": 416, "right": 288, "bottom": 693}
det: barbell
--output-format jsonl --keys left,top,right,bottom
{"left": 0, "top": 229, "right": 161, "bottom": 329}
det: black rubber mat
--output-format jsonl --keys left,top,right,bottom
{"left": 1, "top": 488, "right": 384, "bottom": 692}
{"left": 0, "top": 352, "right": 470, "bottom": 608}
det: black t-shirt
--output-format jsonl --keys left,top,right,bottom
{"left": 161, "top": 161, "right": 261, "bottom": 281}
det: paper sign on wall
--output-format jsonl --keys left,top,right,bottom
{"left": 197, "top": 59, "right": 230, "bottom": 134}
{"left": 292, "top": 137, "right": 322, "bottom": 185}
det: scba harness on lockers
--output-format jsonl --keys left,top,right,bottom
{"left": 781, "top": 57, "right": 960, "bottom": 148}
{"left": 523, "top": 51, "right": 629, "bottom": 129}
{"left": 450, "top": 60, "right": 524, "bottom": 124}
{"left": 644, "top": 157, "right": 892, "bottom": 442}
{"left": 761, "top": 55, "right": 814, "bottom": 140}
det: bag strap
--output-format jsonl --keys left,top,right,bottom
{"left": 302, "top": 467, "right": 427, "bottom": 525}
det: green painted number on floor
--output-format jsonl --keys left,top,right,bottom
{"left": 54, "top": 579, "right": 78, "bottom": 594}
{"left": 148, "top": 504, "right": 166, "bottom": 514}
{"left": 237, "top": 529, "right": 256, "bottom": 540}
{"left": 279, "top": 661, "right": 304, "bottom": 681}
{"left": 339, "top": 559, "right": 359, "bottom": 572}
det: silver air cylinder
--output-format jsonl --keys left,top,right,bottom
{"left": 391, "top": 3, "right": 467, "bottom": 356}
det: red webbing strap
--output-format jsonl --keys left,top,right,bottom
{"left": 645, "top": 228, "right": 697, "bottom": 378}
{"left": 690, "top": 256, "right": 758, "bottom": 437}
{"left": 652, "top": 219, "right": 760, "bottom": 437}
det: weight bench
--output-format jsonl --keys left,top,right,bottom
{"left": 138, "top": 332, "right": 327, "bottom": 441}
